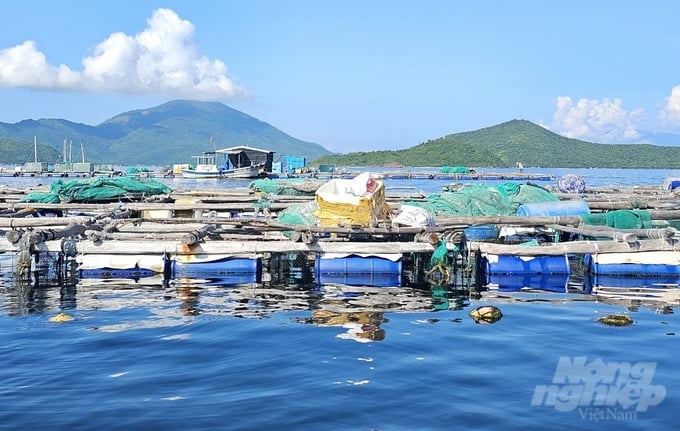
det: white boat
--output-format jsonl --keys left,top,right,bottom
{"left": 181, "top": 151, "right": 265, "bottom": 179}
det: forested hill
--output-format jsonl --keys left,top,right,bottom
{"left": 312, "top": 120, "right": 680, "bottom": 168}
{"left": 0, "top": 100, "right": 332, "bottom": 165}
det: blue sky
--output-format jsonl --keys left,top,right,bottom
{"left": 1, "top": 1, "right": 680, "bottom": 153}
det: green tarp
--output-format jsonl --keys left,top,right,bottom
{"left": 20, "top": 177, "right": 172, "bottom": 203}
{"left": 405, "top": 182, "right": 558, "bottom": 217}
{"left": 580, "top": 209, "right": 653, "bottom": 229}
{"left": 249, "top": 179, "right": 324, "bottom": 196}
{"left": 439, "top": 166, "right": 470, "bottom": 174}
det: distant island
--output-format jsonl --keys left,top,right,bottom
{"left": 314, "top": 120, "right": 680, "bottom": 169}
{"left": 1, "top": 101, "right": 680, "bottom": 169}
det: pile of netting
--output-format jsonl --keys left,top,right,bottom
{"left": 274, "top": 182, "right": 559, "bottom": 231}
{"left": 20, "top": 177, "right": 172, "bottom": 203}
{"left": 439, "top": 166, "right": 471, "bottom": 174}
{"left": 125, "top": 166, "right": 152, "bottom": 175}
{"left": 581, "top": 209, "right": 652, "bottom": 229}
{"left": 249, "top": 178, "right": 325, "bottom": 196}
{"left": 403, "top": 182, "right": 558, "bottom": 217}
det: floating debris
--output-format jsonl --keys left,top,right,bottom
{"left": 597, "top": 314, "right": 633, "bottom": 326}
{"left": 468, "top": 305, "right": 503, "bottom": 324}
{"left": 50, "top": 312, "right": 74, "bottom": 323}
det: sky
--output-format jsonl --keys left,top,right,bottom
{"left": 1, "top": 1, "right": 680, "bottom": 153}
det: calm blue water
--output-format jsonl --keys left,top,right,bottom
{"left": 1, "top": 168, "right": 679, "bottom": 430}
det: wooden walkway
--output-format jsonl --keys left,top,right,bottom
{"left": 1, "top": 183, "right": 680, "bottom": 261}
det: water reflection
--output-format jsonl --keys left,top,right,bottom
{"left": 2, "top": 263, "right": 680, "bottom": 334}
{"left": 311, "top": 309, "right": 388, "bottom": 342}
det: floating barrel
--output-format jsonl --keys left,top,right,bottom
{"left": 172, "top": 256, "right": 262, "bottom": 282}
{"left": 663, "top": 177, "right": 680, "bottom": 191}
{"left": 464, "top": 225, "right": 499, "bottom": 241}
{"left": 516, "top": 199, "right": 590, "bottom": 217}
{"left": 557, "top": 174, "right": 586, "bottom": 193}
{"left": 78, "top": 254, "right": 165, "bottom": 279}
{"left": 482, "top": 253, "right": 570, "bottom": 275}
{"left": 485, "top": 273, "right": 570, "bottom": 292}
{"left": 315, "top": 254, "right": 402, "bottom": 287}
{"left": 584, "top": 251, "right": 680, "bottom": 276}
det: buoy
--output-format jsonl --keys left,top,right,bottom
{"left": 50, "top": 312, "right": 74, "bottom": 323}
{"left": 468, "top": 306, "right": 503, "bottom": 324}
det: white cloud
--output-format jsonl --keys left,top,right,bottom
{"left": 0, "top": 8, "right": 247, "bottom": 99}
{"left": 659, "top": 85, "right": 680, "bottom": 126}
{"left": 0, "top": 40, "right": 81, "bottom": 89}
{"left": 546, "top": 96, "right": 643, "bottom": 143}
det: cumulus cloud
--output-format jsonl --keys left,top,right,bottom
{"left": 0, "top": 8, "right": 247, "bottom": 99}
{"left": 546, "top": 96, "right": 643, "bottom": 143}
{"left": 659, "top": 85, "right": 680, "bottom": 126}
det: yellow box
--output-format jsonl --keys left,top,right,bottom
{"left": 314, "top": 177, "right": 390, "bottom": 227}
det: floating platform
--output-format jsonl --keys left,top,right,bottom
{"left": 584, "top": 250, "right": 680, "bottom": 276}
{"left": 4, "top": 180, "right": 680, "bottom": 292}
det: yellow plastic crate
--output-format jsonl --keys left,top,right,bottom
{"left": 314, "top": 177, "right": 390, "bottom": 227}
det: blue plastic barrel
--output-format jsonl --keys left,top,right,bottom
{"left": 172, "top": 257, "right": 262, "bottom": 282}
{"left": 584, "top": 253, "right": 680, "bottom": 276}
{"left": 482, "top": 254, "right": 570, "bottom": 275}
{"left": 516, "top": 200, "right": 590, "bottom": 217}
{"left": 464, "top": 225, "right": 499, "bottom": 241}
{"left": 315, "top": 255, "right": 402, "bottom": 287}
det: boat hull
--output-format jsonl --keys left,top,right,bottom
{"left": 181, "top": 165, "right": 263, "bottom": 179}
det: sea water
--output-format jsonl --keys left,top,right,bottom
{"left": 1, "top": 167, "right": 679, "bottom": 430}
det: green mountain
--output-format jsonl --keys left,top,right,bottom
{"left": 0, "top": 100, "right": 332, "bottom": 166}
{"left": 313, "top": 119, "right": 680, "bottom": 168}
{"left": 0, "top": 138, "right": 61, "bottom": 165}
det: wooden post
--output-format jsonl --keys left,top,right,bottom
{"left": 182, "top": 225, "right": 216, "bottom": 245}
{"left": 28, "top": 223, "right": 87, "bottom": 245}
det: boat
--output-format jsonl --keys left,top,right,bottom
{"left": 181, "top": 144, "right": 274, "bottom": 179}
{"left": 181, "top": 152, "right": 263, "bottom": 179}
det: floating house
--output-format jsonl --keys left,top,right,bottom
{"left": 217, "top": 146, "right": 275, "bottom": 173}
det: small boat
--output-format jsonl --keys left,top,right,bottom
{"left": 181, "top": 151, "right": 265, "bottom": 179}
{"left": 181, "top": 141, "right": 274, "bottom": 179}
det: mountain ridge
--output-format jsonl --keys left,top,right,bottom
{"left": 313, "top": 119, "right": 680, "bottom": 168}
{"left": 3, "top": 102, "right": 680, "bottom": 168}
{"left": 0, "top": 100, "right": 332, "bottom": 165}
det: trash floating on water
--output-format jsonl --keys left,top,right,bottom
{"left": 50, "top": 312, "right": 74, "bottom": 323}
{"left": 468, "top": 305, "right": 503, "bottom": 324}
{"left": 597, "top": 314, "right": 634, "bottom": 326}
